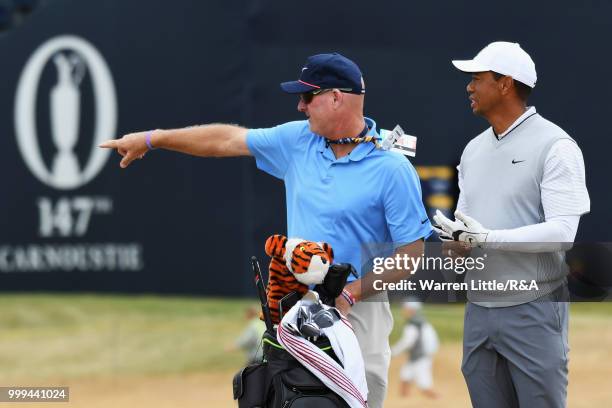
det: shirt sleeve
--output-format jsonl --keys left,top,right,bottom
{"left": 541, "top": 139, "right": 590, "bottom": 217}
{"left": 382, "top": 160, "right": 433, "bottom": 245}
{"left": 246, "top": 122, "right": 302, "bottom": 179}
{"left": 486, "top": 214, "right": 580, "bottom": 252}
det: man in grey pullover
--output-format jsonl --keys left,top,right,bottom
{"left": 434, "top": 41, "right": 590, "bottom": 408}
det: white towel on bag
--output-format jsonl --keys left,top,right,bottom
{"left": 276, "top": 296, "right": 368, "bottom": 408}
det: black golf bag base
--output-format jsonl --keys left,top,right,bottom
{"left": 233, "top": 331, "right": 351, "bottom": 408}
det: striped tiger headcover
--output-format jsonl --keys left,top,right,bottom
{"left": 264, "top": 234, "right": 334, "bottom": 325}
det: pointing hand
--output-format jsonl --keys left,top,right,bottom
{"left": 99, "top": 131, "right": 151, "bottom": 168}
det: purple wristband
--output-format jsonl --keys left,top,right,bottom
{"left": 145, "top": 130, "right": 157, "bottom": 150}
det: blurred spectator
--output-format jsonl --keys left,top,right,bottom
{"left": 225, "top": 305, "right": 266, "bottom": 364}
{"left": 391, "top": 300, "right": 440, "bottom": 399}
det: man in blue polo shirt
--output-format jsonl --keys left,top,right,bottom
{"left": 101, "top": 52, "right": 432, "bottom": 408}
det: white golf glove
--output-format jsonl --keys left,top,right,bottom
{"left": 432, "top": 210, "right": 490, "bottom": 247}
{"left": 431, "top": 211, "right": 460, "bottom": 242}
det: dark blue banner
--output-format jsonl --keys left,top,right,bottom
{"left": 0, "top": 0, "right": 606, "bottom": 295}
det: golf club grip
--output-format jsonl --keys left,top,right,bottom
{"left": 251, "top": 256, "right": 273, "bottom": 332}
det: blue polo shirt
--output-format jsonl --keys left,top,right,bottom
{"left": 246, "top": 118, "right": 432, "bottom": 280}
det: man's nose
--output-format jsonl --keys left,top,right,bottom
{"left": 466, "top": 81, "right": 474, "bottom": 94}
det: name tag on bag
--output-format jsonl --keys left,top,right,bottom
{"left": 379, "top": 125, "right": 417, "bottom": 157}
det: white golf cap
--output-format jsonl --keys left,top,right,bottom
{"left": 452, "top": 41, "right": 537, "bottom": 88}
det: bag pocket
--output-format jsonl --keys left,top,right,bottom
{"left": 285, "top": 395, "right": 345, "bottom": 407}
{"left": 281, "top": 367, "right": 328, "bottom": 392}
{"left": 233, "top": 363, "right": 268, "bottom": 407}
{"left": 274, "top": 368, "right": 349, "bottom": 407}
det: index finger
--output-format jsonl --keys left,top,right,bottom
{"left": 99, "top": 139, "right": 119, "bottom": 149}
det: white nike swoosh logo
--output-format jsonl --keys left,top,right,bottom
{"left": 302, "top": 67, "right": 308, "bottom": 71}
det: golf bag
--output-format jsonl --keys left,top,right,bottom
{"left": 232, "top": 257, "right": 356, "bottom": 408}
{"left": 233, "top": 331, "right": 349, "bottom": 407}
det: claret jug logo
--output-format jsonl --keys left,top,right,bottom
{"left": 15, "top": 35, "right": 117, "bottom": 190}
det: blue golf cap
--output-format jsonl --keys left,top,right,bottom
{"left": 280, "top": 53, "right": 365, "bottom": 94}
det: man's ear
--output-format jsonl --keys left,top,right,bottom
{"left": 331, "top": 89, "right": 344, "bottom": 109}
{"left": 265, "top": 234, "right": 287, "bottom": 258}
{"left": 500, "top": 76, "right": 513, "bottom": 96}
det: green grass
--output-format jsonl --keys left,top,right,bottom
{"left": 0, "top": 294, "right": 609, "bottom": 382}
{"left": 0, "top": 294, "right": 258, "bottom": 380}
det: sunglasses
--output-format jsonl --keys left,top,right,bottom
{"left": 300, "top": 88, "right": 354, "bottom": 104}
